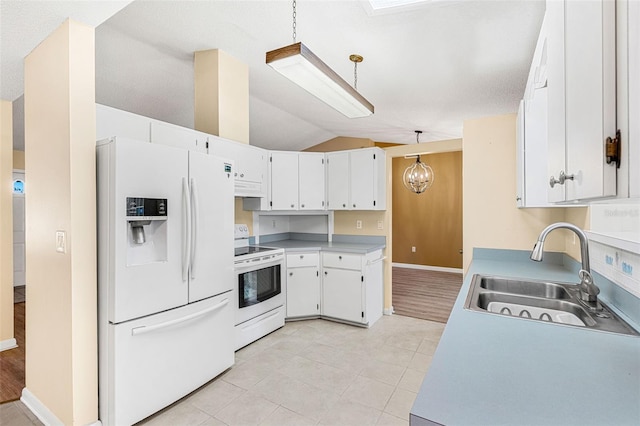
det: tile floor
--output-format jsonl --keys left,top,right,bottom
{"left": 0, "top": 314, "right": 445, "bottom": 426}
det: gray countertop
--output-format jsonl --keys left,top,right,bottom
{"left": 410, "top": 248, "right": 640, "bottom": 426}
{"left": 259, "top": 239, "right": 385, "bottom": 254}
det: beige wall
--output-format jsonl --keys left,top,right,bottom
{"left": 24, "top": 19, "right": 97, "bottom": 425}
{"left": 194, "top": 49, "right": 250, "bottom": 144}
{"left": 303, "top": 136, "right": 375, "bottom": 152}
{"left": 462, "top": 114, "right": 567, "bottom": 271}
{"left": 13, "top": 150, "right": 25, "bottom": 170}
{"left": 1, "top": 100, "right": 14, "bottom": 345}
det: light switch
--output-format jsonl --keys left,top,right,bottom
{"left": 377, "top": 220, "right": 383, "bottom": 230}
{"left": 356, "top": 220, "right": 362, "bottom": 229}
{"left": 56, "top": 230, "right": 66, "bottom": 253}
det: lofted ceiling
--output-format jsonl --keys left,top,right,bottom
{"left": 2, "top": 0, "right": 545, "bottom": 151}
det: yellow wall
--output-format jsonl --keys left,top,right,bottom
{"left": 13, "top": 150, "right": 25, "bottom": 170}
{"left": 1, "top": 100, "right": 14, "bottom": 346}
{"left": 330, "top": 139, "right": 463, "bottom": 310}
{"left": 194, "top": 49, "right": 250, "bottom": 144}
{"left": 303, "top": 136, "right": 375, "bottom": 152}
{"left": 392, "top": 152, "right": 463, "bottom": 268}
{"left": 24, "top": 19, "right": 97, "bottom": 425}
{"left": 462, "top": 114, "right": 567, "bottom": 271}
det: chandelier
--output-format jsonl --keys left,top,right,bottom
{"left": 402, "top": 131, "right": 434, "bottom": 194}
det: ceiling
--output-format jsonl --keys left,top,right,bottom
{"left": 2, "top": 0, "right": 545, "bottom": 151}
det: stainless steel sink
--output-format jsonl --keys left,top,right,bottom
{"left": 465, "top": 275, "right": 639, "bottom": 336}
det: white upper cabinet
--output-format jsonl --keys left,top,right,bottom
{"left": 326, "top": 152, "right": 350, "bottom": 210}
{"left": 546, "top": 0, "right": 617, "bottom": 202}
{"left": 270, "top": 151, "right": 300, "bottom": 210}
{"left": 298, "top": 153, "right": 326, "bottom": 210}
{"left": 96, "top": 104, "right": 151, "bottom": 143}
{"left": 150, "top": 121, "right": 209, "bottom": 153}
{"left": 270, "top": 151, "right": 326, "bottom": 211}
{"left": 209, "top": 137, "right": 268, "bottom": 197}
{"left": 327, "top": 148, "right": 386, "bottom": 211}
{"left": 517, "top": 16, "right": 558, "bottom": 208}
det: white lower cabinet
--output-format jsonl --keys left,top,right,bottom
{"left": 286, "top": 252, "right": 320, "bottom": 318}
{"left": 322, "top": 267, "right": 363, "bottom": 323}
{"left": 320, "top": 250, "right": 384, "bottom": 326}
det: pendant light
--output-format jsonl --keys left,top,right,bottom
{"left": 265, "top": 0, "right": 374, "bottom": 118}
{"left": 403, "top": 131, "right": 434, "bottom": 194}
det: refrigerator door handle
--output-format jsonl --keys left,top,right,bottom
{"left": 131, "top": 298, "right": 229, "bottom": 336}
{"left": 182, "top": 177, "right": 192, "bottom": 282}
{"left": 189, "top": 177, "right": 199, "bottom": 279}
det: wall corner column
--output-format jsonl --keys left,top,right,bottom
{"left": 0, "top": 100, "right": 15, "bottom": 350}
{"left": 194, "top": 49, "right": 250, "bottom": 144}
{"left": 24, "top": 19, "right": 97, "bottom": 425}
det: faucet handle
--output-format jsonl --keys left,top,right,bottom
{"left": 578, "top": 269, "right": 600, "bottom": 303}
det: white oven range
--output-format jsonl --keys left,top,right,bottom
{"left": 234, "top": 225, "right": 285, "bottom": 350}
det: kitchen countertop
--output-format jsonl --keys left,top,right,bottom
{"left": 259, "top": 239, "right": 386, "bottom": 254}
{"left": 410, "top": 248, "right": 640, "bottom": 426}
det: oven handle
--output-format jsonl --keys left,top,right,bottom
{"left": 235, "top": 256, "right": 283, "bottom": 274}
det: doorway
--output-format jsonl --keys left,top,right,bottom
{"left": 390, "top": 151, "right": 463, "bottom": 323}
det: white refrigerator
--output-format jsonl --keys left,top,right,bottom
{"left": 97, "top": 137, "right": 235, "bottom": 426}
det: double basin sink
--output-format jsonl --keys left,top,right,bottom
{"left": 464, "top": 275, "right": 639, "bottom": 336}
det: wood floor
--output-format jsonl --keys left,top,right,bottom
{"left": 392, "top": 267, "right": 463, "bottom": 323}
{"left": 0, "top": 301, "right": 25, "bottom": 403}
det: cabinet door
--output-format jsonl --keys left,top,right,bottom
{"left": 546, "top": 0, "right": 567, "bottom": 203}
{"left": 326, "top": 152, "right": 350, "bottom": 210}
{"left": 242, "top": 145, "right": 268, "bottom": 184}
{"left": 286, "top": 267, "right": 320, "bottom": 318}
{"left": 298, "top": 153, "right": 325, "bottom": 210}
{"left": 150, "top": 121, "right": 208, "bottom": 153}
{"left": 564, "top": 0, "right": 616, "bottom": 200}
{"left": 350, "top": 150, "right": 376, "bottom": 210}
{"left": 322, "top": 268, "right": 363, "bottom": 324}
{"left": 270, "top": 152, "right": 299, "bottom": 210}
{"left": 523, "top": 88, "right": 551, "bottom": 207}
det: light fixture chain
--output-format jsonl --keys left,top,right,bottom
{"left": 354, "top": 61, "right": 358, "bottom": 90}
{"left": 292, "top": 0, "right": 297, "bottom": 43}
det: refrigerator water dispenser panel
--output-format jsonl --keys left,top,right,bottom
{"left": 126, "top": 197, "right": 168, "bottom": 266}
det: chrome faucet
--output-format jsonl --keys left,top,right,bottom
{"left": 530, "top": 222, "right": 600, "bottom": 307}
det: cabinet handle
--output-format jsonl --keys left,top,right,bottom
{"left": 342, "top": 203, "right": 346, "bottom": 208}
{"left": 301, "top": 204, "right": 305, "bottom": 208}
{"left": 324, "top": 271, "right": 328, "bottom": 275}
{"left": 291, "top": 204, "right": 295, "bottom": 208}
{"left": 300, "top": 255, "right": 304, "bottom": 259}
{"left": 516, "top": 196, "right": 522, "bottom": 202}
{"left": 234, "top": 172, "right": 238, "bottom": 177}
{"left": 353, "top": 204, "right": 356, "bottom": 208}
{"left": 289, "top": 272, "right": 293, "bottom": 276}
{"left": 338, "top": 255, "right": 342, "bottom": 260}
{"left": 549, "top": 171, "right": 574, "bottom": 188}
{"left": 240, "top": 173, "right": 244, "bottom": 178}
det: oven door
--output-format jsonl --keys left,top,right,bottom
{"left": 234, "top": 255, "right": 284, "bottom": 325}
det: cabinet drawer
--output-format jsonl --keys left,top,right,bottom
{"left": 287, "top": 252, "right": 319, "bottom": 268}
{"left": 322, "top": 252, "right": 362, "bottom": 270}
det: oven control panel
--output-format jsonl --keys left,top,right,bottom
{"left": 234, "top": 224, "right": 250, "bottom": 239}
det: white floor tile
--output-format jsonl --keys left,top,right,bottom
{"left": 342, "top": 375, "right": 395, "bottom": 411}
{"left": 214, "top": 391, "right": 278, "bottom": 426}
{"left": 260, "top": 406, "right": 317, "bottom": 426}
{"left": 397, "top": 368, "right": 426, "bottom": 393}
{"left": 188, "top": 379, "right": 245, "bottom": 416}
{"left": 383, "top": 388, "right": 417, "bottom": 421}
{"left": 318, "top": 398, "right": 381, "bottom": 426}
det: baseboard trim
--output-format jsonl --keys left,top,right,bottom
{"left": 21, "top": 388, "right": 64, "bottom": 426}
{"left": 383, "top": 307, "right": 394, "bottom": 316}
{"left": 0, "top": 338, "right": 17, "bottom": 352}
{"left": 0, "top": 337, "right": 18, "bottom": 352}
{"left": 392, "top": 262, "right": 463, "bottom": 274}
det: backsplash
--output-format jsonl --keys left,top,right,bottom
{"left": 591, "top": 241, "right": 640, "bottom": 299}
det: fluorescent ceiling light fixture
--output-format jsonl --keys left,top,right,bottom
{"left": 266, "top": 42, "right": 374, "bottom": 118}
{"left": 368, "top": 0, "right": 432, "bottom": 10}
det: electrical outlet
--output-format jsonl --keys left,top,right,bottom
{"left": 272, "top": 220, "right": 276, "bottom": 228}
{"left": 377, "top": 220, "right": 383, "bottom": 230}
{"left": 412, "top": 246, "right": 416, "bottom": 253}
{"left": 356, "top": 220, "right": 362, "bottom": 229}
